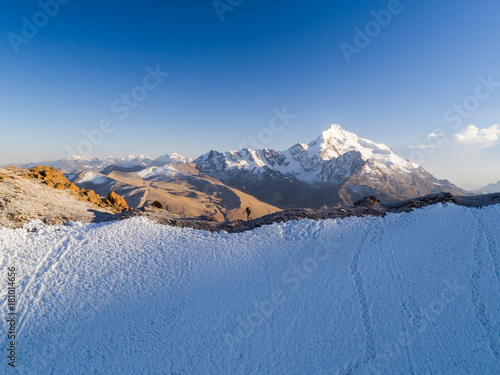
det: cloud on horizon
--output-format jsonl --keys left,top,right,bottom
{"left": 409, "top": 131, "right": 448, "bottom": 149}
{"left": 409, "top": 125, "right": 500, "bottom": 151}
{"left": 453, "top": 124, "right": 500, "bottom": 148}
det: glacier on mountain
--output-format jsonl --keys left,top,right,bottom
{"left": 194, "top": 125, "right": 465, "bottom": 207}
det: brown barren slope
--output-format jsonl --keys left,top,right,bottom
{"left": 74, "top": 163, "right": 281, "bottom": 221}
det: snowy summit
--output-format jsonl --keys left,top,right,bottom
{"left": 195, "top": 125, "right": 465, "bottom": 208}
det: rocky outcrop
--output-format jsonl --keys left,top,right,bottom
{"left": 0, "top": 166, "right": 116, "bottom": 228}
{"left": 104, "top": 192, "right": 129, "bottom": 212}
{"left": 151, "top": 200, "right": 166, "bottom": 210}
{"left": 19, "top": 166, "right": 128, "bottom": 212}
{"left": 387, "top": 192, "right": 456, "bottom": 212}
{"left": 353, "top": 195, "right": 380, "bottom": 207}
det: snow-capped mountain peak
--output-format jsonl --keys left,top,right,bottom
{"left": 306, "top": 124, "right": 390, "bottom": 161}
{"left": 308, "top": 124, "right": 351, "bottom": 160}
{"left": 67, "top": 154, "right": 94, "bottom": 161}
{"left": 196, "top": 124, "right": 417, "bottom": 182}
{"left": 194, "top": 124, "right": 465, "bottom": 207}
{"left": 152, "top": 153, "right": 192, "bottom": 166}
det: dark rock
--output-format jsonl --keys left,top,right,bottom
{"left": 151, "top": 200, "right": 166, "bottom": 210}
{"left": 353, "top": 196, "right": 380, "bottom": 207}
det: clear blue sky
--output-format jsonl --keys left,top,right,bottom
{"left": 1, "top": 0, "right": 500, "bottom": 188}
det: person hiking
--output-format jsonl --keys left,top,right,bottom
{"left": 244, "top": 207, "right": 252, "bottom": 220}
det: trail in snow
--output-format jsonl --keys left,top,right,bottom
{"left": 16, "top": 236, "right": 73, "bottom": 337}
{"left": 474, "top": 211, "right": 500, "bottom": 285}
{"left": 469, "top": 211, "right": 500, "bottom": 362}
{"left": 345, "top": 220, "right": 377, "bottom": 374}
{"left": 374, "top": 223, "right": 418, "bottom": 374}
{"left": 0, "top": 204, "right": 499, "bottom": 374}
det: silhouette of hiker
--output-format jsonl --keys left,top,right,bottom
{"left": 245, "top": 207, "right": 252, "bottom": 220}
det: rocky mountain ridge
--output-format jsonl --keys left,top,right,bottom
{"left": 194, "top": 125, "right": 466, "bottom": 208}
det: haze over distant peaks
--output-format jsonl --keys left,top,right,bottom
{"left": 475, "top": 180, "right": 500, "bottom": 194}
{"left": 13, "top": 153, "right": 192, "bottom": 174}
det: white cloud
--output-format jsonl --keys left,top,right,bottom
{"left": 426, "top": 132, "right": 444, "bottom": 140}
{"left": 409, "top": 132, "right": 447, "bottom": 149}
{"left": 409, "top": 144, "right": 436, "bottom": 149}
{"left": 454, "top": 124, "right": 500, "bottom": 148}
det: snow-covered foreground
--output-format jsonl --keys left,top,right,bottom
{"left": 1, "top": 204, "right": 499, "bottom": 374}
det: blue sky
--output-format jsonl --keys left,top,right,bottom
{"left": 1, "top": 0, "right": 500, "bottom": 188}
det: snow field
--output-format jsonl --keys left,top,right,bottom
{"left": 0, "top": 203, "right": 499, "bottom": 374}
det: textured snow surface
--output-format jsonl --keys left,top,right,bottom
{"left": 1, "top": 204, "right": 499, "bottom": 374}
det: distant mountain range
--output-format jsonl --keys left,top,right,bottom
{"left": 12, "top": 153, "right": 191, "bottom": 174}
{"left": 475, "top": 181, "right": 500, "bottom": 194}
{"left": 9, "top": 125, "right": 468, "bottom": 211}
